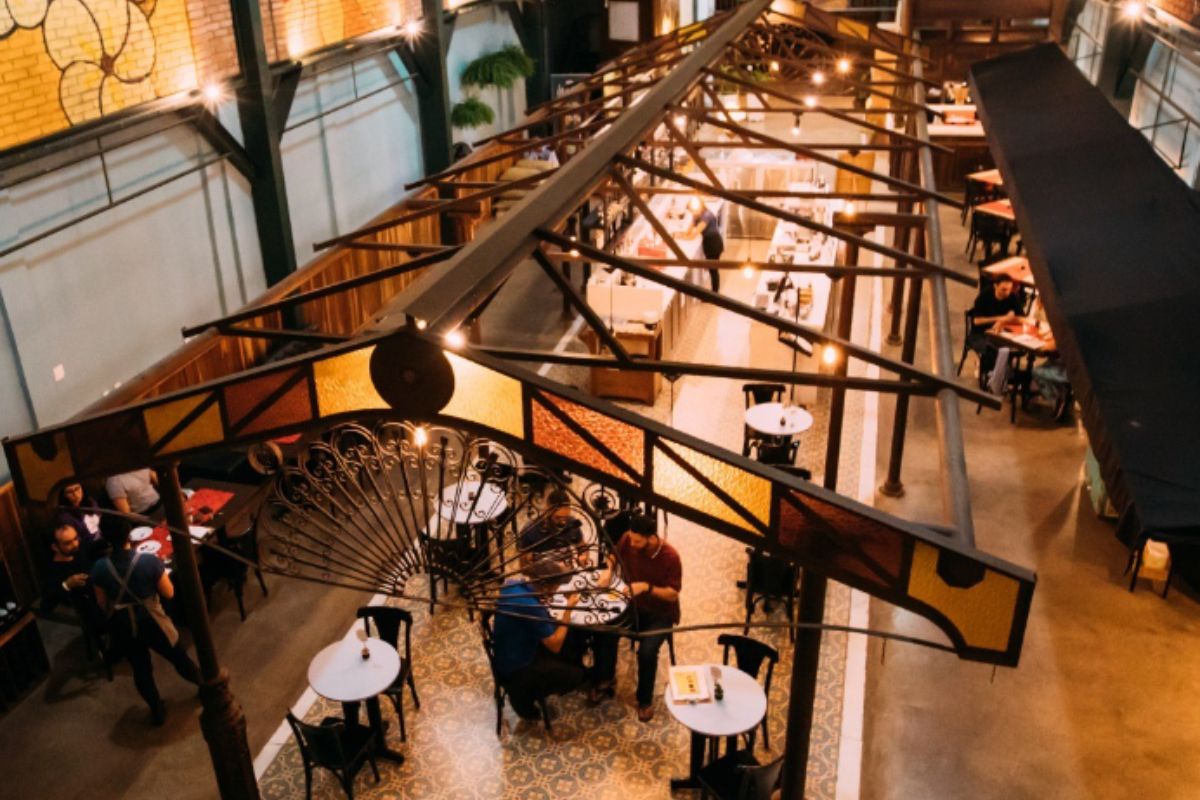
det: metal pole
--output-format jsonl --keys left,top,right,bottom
{"left": 912, "top": 58, "right": 976, "bottom": 544}
{"left": 157, "top": 465, "right": 260, "bottom": 800}
{"left": 781, "top": 231, "right": 858, "bottom": 799}
{"left": 880, "top": 230, "right": 925, "bottom": 497}
{"left": 885, "top": 149, "right": 916, "bottom": 346}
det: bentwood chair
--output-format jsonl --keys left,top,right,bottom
{"left": 696, "top": 751, "right": 785, "bottom": 800}
{"left": 479, "top": 612, "right": 552, "bottom": 735}
{"left": 356, "top": 606, "right": 420, "bottom": 741}
{"left": 742, "top": 548, "right": 798, "bottom": 644}
{"left": 741, "top": 383, "right": 785, "bottom": 457}
{"left": 750, "top": 438, "right": 800, "bottom": 467}
{"left": 718, "top": 634, "right": 779, "bottom": 751}
{"left": 285, "top": 712, "right": 380, "bottom": 800}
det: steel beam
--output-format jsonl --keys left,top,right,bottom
{"left": 388, "top": 0, "right": 776, "bottom": 334}
{"left": 229, "top": 0, "right": 297, "bottom": 287}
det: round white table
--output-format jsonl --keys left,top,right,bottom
{"left": 745, "top": 402, "right": 814, "bottom": 437}
{"left": 666, "top": 664, "right": 767, "bottom": 789}
{"left": 308, "top": 637, "right": 404, "bottom": 762}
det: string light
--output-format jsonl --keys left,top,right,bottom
{"left": 444, "top": 329, "right": 466, "bottom": 349}
{"left": 836, "top": 57, "right": 852, "bottom": 74}
{"left": 822, "top": 345, "right": 840, "bottom": 366}
{"left": 1121, "top": 1, "right": 1144, "bottom": 19}
{"left": 414, "top": 318, "right": 427, "bottom": 330}
{"left": 673, "top": 113, "right": 688, "bottom": 129}
{"left": 804, "top": 95, "right": 817, "bottom": 109}
{"left": 402, "top": 19, "right": 422, "bottom": 39}
{"left": 741, "top": 263, "right": 757, "bottom": 278}
{"left": 769, "top": 60, "right": 780, "bottom": 72}
{"left": 844, "top": 202, "right": 857, "bottom": 218}
{"left": 812, "top": 71, "right": 826, "bottom": 86}
{"left": 202, "top": 82, "right": 224, "bottom": 107}
{"left": 792, "top": 113, "right": 801, "bottom": 136}
{"left": 413, "top": 426, "right": 429, "bottom": 447}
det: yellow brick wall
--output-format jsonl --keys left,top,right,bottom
{"left": 0, "top": 0, "right": 423, "bottom": 152}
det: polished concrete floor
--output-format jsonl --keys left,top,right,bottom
{"left": 860, "top": 207, "right": 1200, "bottom": 799}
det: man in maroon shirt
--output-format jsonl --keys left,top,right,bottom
{"left": 591, "top": 512, "right": 682, "bottom": 721}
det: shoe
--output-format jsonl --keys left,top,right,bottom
{"left": 150, "top": 701, "right": 167, "bottom": 727}
{"left": 587, "top": 685, "right": 615, "bottom": 707}
{"left": 637, "top": 705, "right": 654, "bottom": 723}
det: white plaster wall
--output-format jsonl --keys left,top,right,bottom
{"left": 446, "top": 5, "right": 528, "bottom": 145}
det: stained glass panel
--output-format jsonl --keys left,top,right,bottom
{"left": 652, "top": 439, "right": 770, "bottom": 533}
{"left": 907, "top": 541, "right": 1020, "bottom": 653}
{"left": 442, "top": 353, "right": 523, "bottom": 439}
{"left": 531, "top": 392, "right": 643, "bottom": 483}
{"left": 313, "top": 346, "right": 388, "bottom": 417}
{"left": 144, "top": 393, "right": 224, "bottom": 455}
{"left": 224, "top": 369, "right": 313, "bottom": 436}
{"left": 13, "top": 434, "right": 73, "bottom": 502}
{"left": 777, "top": 490, "right": 903, "bottom": 590}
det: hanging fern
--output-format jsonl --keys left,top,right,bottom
{"left": 451, "top": 97, "right": 496, "bottom": 129}
{"left": 461, "top": 44, "right": 536, "bottom": 90}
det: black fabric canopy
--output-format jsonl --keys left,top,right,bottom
{"left": 971, "top": 44, "right": 1200, "bottom": 543}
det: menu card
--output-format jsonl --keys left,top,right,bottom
{"left": 669, "top": 665, "right": 712, "bottom": 704}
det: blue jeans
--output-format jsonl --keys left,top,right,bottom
{"left": 592, "top": 611, "right": 674, "bottom": 707}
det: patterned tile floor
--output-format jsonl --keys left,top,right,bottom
{"left": 259, "top": 239, "right": 875, "bottom": 799}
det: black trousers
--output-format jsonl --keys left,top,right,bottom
{"left": 592, "top": 611, "right": 674, "bottom": 708}
{"left": 503, "top": 649, "right": 584, "bottom": 719}
{"left": 702, "top": 236, "right": 723, "bottom": 292}
{"left": 111, "top": 611, "right": 200, "bottom": 709}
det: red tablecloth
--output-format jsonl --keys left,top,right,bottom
{"left": 140, "top": 488, "right": 236, "bottom": 563}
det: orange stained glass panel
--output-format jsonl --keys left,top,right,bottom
{"left": 143, "top": 393, "right": 224, "bottom": 455}
{"left": 907, "top": 542, "right": 1020, "bottom": 653}
{"left": 776, "top": 490, "right": 903, "bottom": 591}
{"left": 531, "top": 392, "right": 643, "bottom": 483}
{"left": 442, "top": 353, "right": 523, "bottom": 439}
{"left": 312, "top": 346, "right": 388, "bottom": 417}
{"left": 223, "top": 368, "right": 313, "bottom": 436}
{"left": 652, "top": 439, "right": 770, "bottom": 533}
{"left": 13, "top": 433, "right": 73, "bottom": 503}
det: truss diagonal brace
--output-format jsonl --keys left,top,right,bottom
{"left": 530, "top": 248, "right": 632, "bottom": 363}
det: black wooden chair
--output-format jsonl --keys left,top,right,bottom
{"left": 202, "top": 526, "right": 268, "bottom": 622}
{"left": 356, "top": 606, "right": 420, "bottom": 741}
{"left": 697, "top": 750, "right": 784, "bottom": 800}
{"left": 967, "top": 212, "right": 1015, "bottom": 264}
{"left": 750, "top": 438, "right": 799, "bottom": 467}
{"left": 285, "top": 712, "right": 380, "bottom": 800}
{"left": 742, "top": 549, "right": 798, "bottom": 644}
{"left": 479, "top": 611, "right": 552, "bottom": 735}
{"left": 741, "top": 383, "right": 785, "bottom": 457}
{"left": 719, "top": 634, "right": 779, "bottom": 751}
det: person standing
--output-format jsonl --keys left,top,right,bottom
{"left": 90, "top": 521, "right": 199, "bottom": 725}
{"left": 591, "top": 512, "right": 682, "bottom": 722}
{"left": 685, "top": 199, "right": 724, "bottom": 293}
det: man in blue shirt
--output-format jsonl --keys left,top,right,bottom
{"left": 493, "top": 559, "right": 583, "bottom": 719}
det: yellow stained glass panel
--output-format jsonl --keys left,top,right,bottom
{"left": 652, "top": 440, "right": 770, "bottom": 533}
{"left": 907, "top": 542, "right": 1020, "bottom": 653}
{"left": 313, "top": 346, "right": 388, "bottom": 416}
{"left": 143, "top": 393, "right": 224, "bottom": 455}
{"left": 837, "top": 17, "right": 869, "bottom": 40}
{"left": 442, "top": 353, "right": 524, "bottom": 440}
{"left": 15, "top": 433, "right": 73, "bottom": 503}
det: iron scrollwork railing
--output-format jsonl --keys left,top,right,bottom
{"left": 254, "top": 420, "right": 636, "bottom": 627}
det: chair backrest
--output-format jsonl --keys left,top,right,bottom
{"left": 718, "top": 633, "right": 779, "bottom": 682}
{"left": 736, "top": 755, "right": 785, "bottom": 800}
{"left": 742, "top": 383, "right": 784, "bottom": 408}
{"left": 745, "top": 550, "right": 797, "bottom": 599}
{"left": 478, "top": 611, "right": 501, "bottom": 679}
{"left": 356, "top": 606, "right": 414, "bottom": 659}
{"left": 286, "top": 712, "right": 348, "bottom": 770}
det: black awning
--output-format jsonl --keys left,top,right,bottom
{"left": 971, "top": 43, "right": 1200, "bottom": 542}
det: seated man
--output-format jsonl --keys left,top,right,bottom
{"left": 518, "top": 489, "right": 584, "bottom": 558}
{"left": 105, "top": 469, "right": 160, "bottom": 516}
{"left": 43, "top": 525, "right": 94, "bottom": 616}
{"left": 591, "top": 512, "right": 682, "bottom": 722}
{"left": 492, "top": 559, "right": 584, "bottom": 720}
{"left": 968, "top": 274, "right": 1024, "bottom": 376}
